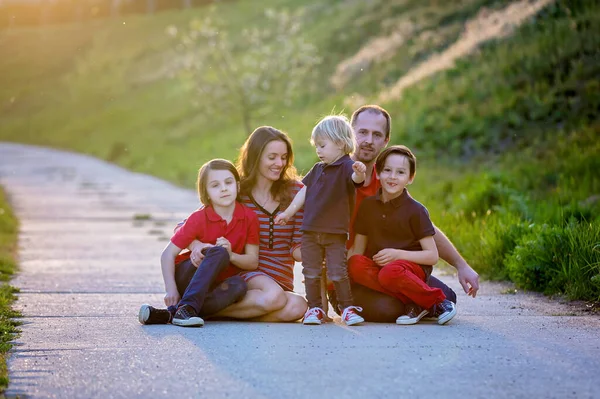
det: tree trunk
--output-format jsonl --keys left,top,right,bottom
{"left": 182, "top": 0, "right": 191, "bottom": 9}
{"left": 147, "top": 0, "right": 156, "bottom": 14}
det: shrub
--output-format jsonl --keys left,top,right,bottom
{"left": 506, "top": 222, "right": 600, "bottom": 300}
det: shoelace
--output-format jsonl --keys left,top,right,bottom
{"left": 342, "top": 306, "right": 363, "bottom": 321}
{"left": 306, "top": 307, "right": 324, "bottom": 319}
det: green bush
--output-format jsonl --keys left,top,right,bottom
{"left": 506, "top": 222, "right": 600, "bottom": 300}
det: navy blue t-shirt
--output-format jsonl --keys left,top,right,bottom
{"left": 301, "top": 154, "right": 362, "bottom": 235}
{"left": 354, "top": 188, "right": 435, "bottom": 259}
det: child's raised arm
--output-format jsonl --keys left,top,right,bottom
{"left": 160, "top": 241, "right": 184, "bottom": 307}
{"left": 274, "top": 185, "right": 306, "bottom": 225}
{"left": 373, "top": 236, "right": 439, "bottom": 266}
{"left": 352, "top": 161, "right": 367, "bottom": 184}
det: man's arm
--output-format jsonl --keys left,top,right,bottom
{"left": 433, "top": 225, "right": 480, "bottom": 297}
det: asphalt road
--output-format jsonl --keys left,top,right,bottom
{"left": 1, "top": 142, "right": 598, "bottom": 399}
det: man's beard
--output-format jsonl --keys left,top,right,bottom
{"left": 356, "top": 145, "right": 378, "bottom": 163}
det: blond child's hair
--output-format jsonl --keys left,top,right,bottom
{"left": 310, "top": 115, "right": 356, "bottom": 155}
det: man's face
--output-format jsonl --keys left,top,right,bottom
{"left": 353, "top": 111, "right": 389, "bottom": 164}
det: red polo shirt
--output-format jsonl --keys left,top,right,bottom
{"left": 348, "top": 167, "right": 379, "bottom": 248}
{"left": 172, "top": 202, "right": 260, "bottom": 282}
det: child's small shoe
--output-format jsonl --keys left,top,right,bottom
{"left": 303, "top": 307, "right": 326, "bottom": 325}
{"left": 430, "top": 299, "right": 457, "bottom": 325}
{"left": 172, "top": 304, "right": 204, "bottom": 327}
{"left": 396, "top": 304, "right": 428, "bottom": 325}
{"left": 341, "top": 306, "right": 364, "bottom": 326}
{"left": 138, "top": 304, "right": 171, "bottom": 325}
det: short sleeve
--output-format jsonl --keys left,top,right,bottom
{"left": 245, "top": 209, "right": 260, "bottom": 246}
{"left": 171, "top": 209, "right": 205, "bottom": 249}
{"left": 410, "top": 204, "right": 435, "bottom": 240}
{"left": 301, "top": 164, "right": 319, "bottom": 188}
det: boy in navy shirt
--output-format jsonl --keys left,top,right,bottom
{"left": 276, "top": 115, "right": 366, "bottom": 326}
{"left": 349, "top": 145, "right": 456, "bottom": 325}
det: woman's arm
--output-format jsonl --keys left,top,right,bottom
{"left": 372, "top": 236, "right": 438, "bottom": 266}
{"left": 160, "top": 242, "right": 184, "bottom": 307}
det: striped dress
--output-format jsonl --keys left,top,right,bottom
{"left": 239, "top": 181, "right": 304, "bottom": 291}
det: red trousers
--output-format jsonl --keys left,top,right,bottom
{"left": 348, "top": 255, "right": 445, "bottom": 309}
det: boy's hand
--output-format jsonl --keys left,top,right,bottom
{"left": 216, "top": 237, "right": 232, "bottom": 256}
{"left": 164, "top": 289, "right": 180, "bottom": 308}
{"left": 373, "top": 248, "right": 400, "bottom": 266}
{"left": 274, "top": 212, "right": 290, "bottom": 225}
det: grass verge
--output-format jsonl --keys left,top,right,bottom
{"left": 0, "top": 186, "right": 21, "bottom": 392}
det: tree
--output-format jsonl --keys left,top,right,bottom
{"left": 167, "top": 9, "right": 321, "bottom": 135}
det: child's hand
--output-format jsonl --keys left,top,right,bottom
{"left": 373, "top": 248, "right": 400, "bottom": 266}
{"left": 164, "top": 288, "right": 180, "bottom": 308}
{"left": 352, "top": 161, "right": 367, "bottom": 175}
{"left": 216, "top": 237, "right": 232, "bottom": 256}
{"left": 274, "top": 212, "right": 290, "bottom": 225}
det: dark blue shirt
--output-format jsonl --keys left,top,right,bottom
{"left": 354, "top": 188, "right": 435, "bottom": 259}
{"left": 302, "top": 154, "right": 362, "bottom": 235}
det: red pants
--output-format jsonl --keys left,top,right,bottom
{"left": 348, "top": 255, "right": 445, "bottom": 309}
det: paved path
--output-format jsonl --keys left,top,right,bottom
{"left": 1, "top": 142, "right": 599, "bottom": 399}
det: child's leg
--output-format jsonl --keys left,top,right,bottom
{"left": 301, "top": 232, "right": 325, "bottom": 309}
{"left": 323, "top": 234, "right": 353, "bottom": 309}
{"left": 176, "top": 246, "right": 231, "bottom": 314}
{"left": 347, "top": 255, "right": 411, "bottom": 304}
{"left": 378, "top": 260, "right": 446, "bottom": 309}
{"left": 199, "top": 275, "right": 248, "bottom": 317}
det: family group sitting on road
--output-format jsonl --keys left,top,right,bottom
{"left": 138, "top": 105, "right": 480, "bottom": 327}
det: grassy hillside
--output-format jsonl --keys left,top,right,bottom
{"left": 0, "top": 0, "right": 598, "bottom": 300}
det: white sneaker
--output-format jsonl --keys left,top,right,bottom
{"left": 303, "top": 307, "right": 325, "bottom": 325}
{"left": 396, "top": 304, "right": 429, "bottom": 325}
{"left": 341, "top": 306, "right": 364, "bottom": 326}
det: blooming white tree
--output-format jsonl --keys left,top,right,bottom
{"left": 168, "top": 9, "right": 321, "bottom": 134}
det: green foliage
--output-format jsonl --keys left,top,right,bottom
{"left": 506, "top": 222, "right": 600, "bottom": 300}
{"left": 0, "top": 187, "right": 21, "bottom": 392}
{"left": 168, "top": 8, "right": 321, "bottom": 134}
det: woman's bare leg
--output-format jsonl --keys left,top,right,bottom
{"left": 214, "top": 275, "right": 287, "bottom": 319}
{"left": 251, "top": 292, "right": 307, "bottom": 322}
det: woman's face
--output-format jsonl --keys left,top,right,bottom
{"left": 258, "top": 140, "right": 288, "bottom": 182}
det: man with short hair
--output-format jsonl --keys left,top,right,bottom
{"left": 330, "top": 105, "right": 479, "bottom": 322}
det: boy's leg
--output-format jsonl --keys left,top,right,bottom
{"left": 347, "top": 255, "right": 411, "bottom": 303}
{"left": 378, "top": 260, "right": 446, "bottom": 309}
{"left": 199, "top": 275, "right": 248, "bottom": 317}
{"left": 301, "top": 232, "right": 326, "bottom": 309}
{"left": 177, "top": 246, "right": 230, "bottom": 314}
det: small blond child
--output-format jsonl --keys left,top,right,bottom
{"left": 275, "top": 115, "right": 366, "bottom": 325}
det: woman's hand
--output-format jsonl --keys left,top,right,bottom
{"left": 189, "top": 241, "right": 214, "bottom": 267}
{"left": 216, "top": 236, "right": 232, "bottom": 257}
{"left": 164, "top": 288, "right": 180, "bottom": 308}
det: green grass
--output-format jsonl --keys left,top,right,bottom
{"left": 0, "top": 187, "right": 21, "bottom": 392}
{"left": 0, "top": 0, "right": 598, "bottom": 300}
